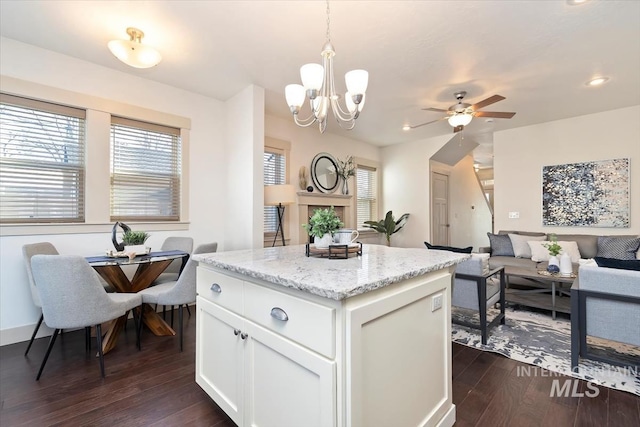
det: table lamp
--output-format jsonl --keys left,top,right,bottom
{"left": 264, "top": 184, "right": 297, "bottom": 247}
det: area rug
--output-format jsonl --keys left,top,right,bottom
{"left": 451, "top": 307, "right": 640, "bottom": 396}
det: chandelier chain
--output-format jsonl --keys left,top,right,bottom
{"left": 325, "top": 0, "right": 331, "bottom": 43}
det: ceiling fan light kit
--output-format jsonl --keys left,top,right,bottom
{"left": 285, "top": 0, "right": 368, "bottom": 133}
{"left": 108, "top": 27, "right": 162, "bottom": 69}
{"left": 408, "top": 90, "right": 516, "bottom": 133}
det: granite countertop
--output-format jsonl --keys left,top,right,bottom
{"left": 193, "top": 244, "right": 469, "bottom": 300}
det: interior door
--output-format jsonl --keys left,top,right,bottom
{"left": 431, "top": 172, "right": 450, "bottom": 245}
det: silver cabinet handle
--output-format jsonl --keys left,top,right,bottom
{"left": 240, "top": 332, "right": 248, "bottom": 340}
{"left": 210, "top": 283, "right": 222, "bottom": 293}
{"left": 270, "top": 307, "right": 289, "bottom": 322}
{"left": 233, "top": 329, "right": 241, "bottom": 336}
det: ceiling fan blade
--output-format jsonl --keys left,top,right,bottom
{"left": 421, "top": 107, "right": 449, "bottom": 113}
{"left": 453, "top": 125, "right": 464, "bottom": 133}
{"left": 471, "top": 95, "right": 505, "bottom": 111}
{"left": 408, "top": 117, "right": 446, "bottom": 129}
{"left": 474, "top": 111, "right": 516, "bottom": 119}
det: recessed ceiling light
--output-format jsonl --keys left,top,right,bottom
{"left": 586, "top": 77, "right": 609, "bottom": 86}
{"left": 566, "top": 0, "right": 588, "bottom": 5}
{"left": 402, "top": 125, "right": 411, "bottom": 131}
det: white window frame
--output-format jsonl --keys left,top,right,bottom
{"left": 263, "top": 137, "right": 291, "bottom": 247}
{"left": 0, "top": 77, "right": 191, "bottom": 236}
{"left": 354, "top": 157, "right": 380, "bottom": 234}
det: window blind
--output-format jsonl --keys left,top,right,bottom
{"left": 110, "top": 117, "right": 181, "bottom": 221}
{"left": 264, "top": 149, "right": 286, "bottom": 233}
{"left": 0, "top": 94, "right": 86, "bottom": 223}
{"left": 356, "top": 165, "right": 377, "bottom": 229}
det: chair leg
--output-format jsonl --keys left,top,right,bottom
{"left": 134, "top": 307, "right": 142, "bottom": 350}
{"left": 163, "top": 305, "right": 166, "bottom": 320}
{"left": 185, "top": 304, "right": 191, "bottom": 317}
{"left": 171, "top": 306, "right": 175, "bottom": 328}
{"left": 95, "top": 324, "right": 105, "bottom": 378}
{"left": 179, "top": 304, "right": 184, "bottom": 352}
{"left": 36, "top": 329, "right": 60, "bottom": 381}
{"left": 25, "top": 313, "right": 44, "bottom": 356}
{"left": 85, "top": 327, "right": 91, "bottom": 352}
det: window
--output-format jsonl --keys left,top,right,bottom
{"left": 110, "top": 117, "right": 181, "bottom": 221}
{"left": 356, "top": 164, "right": 378, "bottom": 229}
{"left": 0, "top": 94, "right": 86, "bottom": 223}
{"left": 263, "top": 148, "right": 286, "bottom": 233}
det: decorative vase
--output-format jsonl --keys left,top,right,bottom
{"left": 547, "top": 255, "right": 560, "bottom": 273}
{"left": 341, "top": 178, "right": 349, "bottom": 195}
{"left": 124, "top": 244, "right": 148, "bottom": 255}
{"left": 314, "top": 233, "right": 333, "bottom": 249}
{"left": 559, "top": 252, "right": 572, "bottom": 276}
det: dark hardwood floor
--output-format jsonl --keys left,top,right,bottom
{"left": 1, "top": 310, "right": 638, "bottom": 426}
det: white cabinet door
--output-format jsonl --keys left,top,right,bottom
{"left": 243, "top": 321, "right": 336, "bottom": 427}
{"left": 196, "top": 296, "right": 244, "bottom": 426}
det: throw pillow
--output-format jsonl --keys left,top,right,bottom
{"left": 424, "top": 242, "right": 473, "bottom": 253}
{"left": 529, "top": 241, "right": 582, "bottom": 263}
{"left": 487, "top": 233, "right": 514, "bottom": 257}
{"left": 596, "top": 236, "right": 640, "bottom": 260}
{"left": 509, "top": 233, "right": 545, "bottom": 258}
{"left": 594, "top": 257, "right": 640, "bottom": 271}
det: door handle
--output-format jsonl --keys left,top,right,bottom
{"left": 210, "top": 283, "right": 222, "bottom": 293}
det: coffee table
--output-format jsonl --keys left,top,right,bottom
{"left": 504, "top": 267, "right": 577, "bottom": 319}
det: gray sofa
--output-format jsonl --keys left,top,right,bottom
{"left": 482, "top": 230, "right": 640, "bottom": 272}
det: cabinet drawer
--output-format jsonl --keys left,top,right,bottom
{"left": 244, "top": 282, "right": 335, "bottom": 358}
{"left": 197, "top": 267, "right": 243, "bottom": 314}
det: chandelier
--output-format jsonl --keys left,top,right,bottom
{"left": 285, "top": 0, "right": 368, "bottom": 133}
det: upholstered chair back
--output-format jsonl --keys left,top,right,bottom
{"left": 22, "top": 242, "right": 59, "bottom": 308}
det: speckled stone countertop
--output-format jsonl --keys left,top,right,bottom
{"left": 193, "top": 244, "right": 469, "bottom": 301}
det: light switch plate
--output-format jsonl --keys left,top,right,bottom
{"left": 508, "top": 212, "right": 520, "bottom": 219}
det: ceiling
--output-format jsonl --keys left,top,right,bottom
{"left": 1, "top": 0, "right": 639, "bottom": 166}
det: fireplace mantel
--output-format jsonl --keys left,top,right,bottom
{"left": 297, "top": 191, "right": 353, "bottom": 244}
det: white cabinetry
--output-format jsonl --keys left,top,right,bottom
{"left": 196, "top": 268, "right": 336, "bottom": 427}
{"left": 196, "top": 264, "right": 455, "bottom": 427}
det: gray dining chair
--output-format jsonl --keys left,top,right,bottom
{"left": 22, "top": 242, "right": 59, "bottom": 356}
{"left": 138, "top": 242, "right": 218, "bottom": 351}
{"left": 153, "top": 236, "right": 194, "bottom": 285}
{"left": 30, "top": 255, "right": 143, "bottom": 380}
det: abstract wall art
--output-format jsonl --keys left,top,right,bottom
{"left": 542, "top": 158, "right": 629, "bottom": 227}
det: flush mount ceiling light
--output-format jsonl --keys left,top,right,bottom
{"left": 108, "top": 27, "right": 162, "bottom": 69}
{"left": 586, "top": 76, "right": 609, "bottom": 86}
{"left": 285, "top": 0, "right": 368, "bottom": 133}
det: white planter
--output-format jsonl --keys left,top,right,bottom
{"left": 314, "top": 233, "right": 333, "bottom": 249}
{"left": 124, "top": 244, "right": 148, "bottom": 255}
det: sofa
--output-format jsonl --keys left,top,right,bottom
{"left": 481, "top": 230, "right": 640, "bottom": 272}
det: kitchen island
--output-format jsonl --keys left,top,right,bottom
{"left": 193, "top": 244, "right": 468, "bottom": 427}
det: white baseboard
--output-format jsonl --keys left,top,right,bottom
{"left": 0, "top": 321, "right": 54, "bottom": 347}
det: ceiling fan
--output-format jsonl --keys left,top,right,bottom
{"left": 406, "top": 91, "right": 516, "bottom": 133}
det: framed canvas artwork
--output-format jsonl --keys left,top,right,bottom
{"left": 542, "top": 158, "right": 630, "bottom": 227}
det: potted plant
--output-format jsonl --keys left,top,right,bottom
{"left": 122, "top": 230, "right": 150, "bottom": 255}
{"left": 303, "top": 206, "right": 344, "bottom": 248}
{"left": 364, "top": 210, "right": 410, "bottom": 246}
{"left": 542, "top": 233, "right": 562, "bottom": 272}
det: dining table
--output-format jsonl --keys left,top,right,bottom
{"left": 86, "top": 250, "right": 189, "bottom": 354}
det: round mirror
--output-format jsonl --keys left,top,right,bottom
{"left": 311, "top": 153, "right": 339, "bottom": 193}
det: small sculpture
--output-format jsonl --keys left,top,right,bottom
{"left": 299, "top": 166, "right": 309, "bottom": 190}
{"left": 111, "top": 221, "right": 131, "bottom": 252}
{"left": 306, "top": 186, "right": 314, "bottom": 192}
{"left": 547, "top": 264, "right": 560, "bottom": 273}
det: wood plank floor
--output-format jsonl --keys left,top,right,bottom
{"left": 1, "top": 309, "right": 638, "bottom": 426}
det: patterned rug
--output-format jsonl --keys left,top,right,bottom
{"left": 451, "top": 307, "right": 640, "bottom": 396}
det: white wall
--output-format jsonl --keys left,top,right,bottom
{"left": 0, "top": 38, "right": 229, "bottom": 344}
{"left": 225, "top": 85, "right": 265, "bottom": 250}
{"left": 449, "top": 155, "right": 493, "bottom": 251}
{"left": 494, "top": 105, "right": 640, "bottom": 238}
{"left": 380, "top": 134, "right": 453, "bottom": 248}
